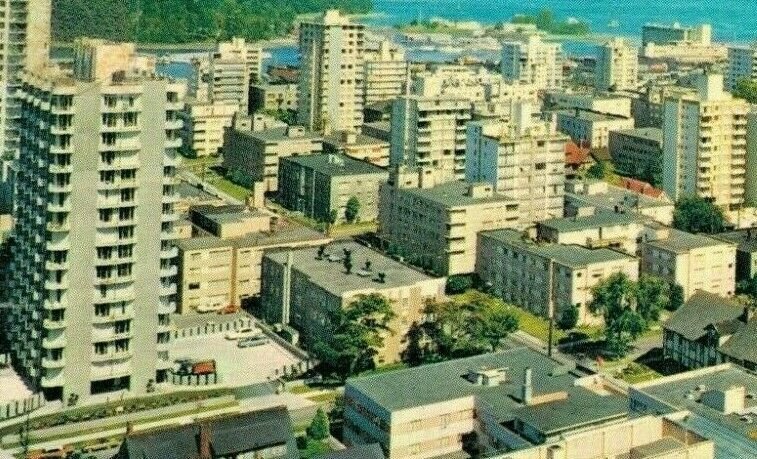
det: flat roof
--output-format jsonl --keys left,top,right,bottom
{"left": 400, "top": 181, "right": 516, "bottom": 209}
{"left": 264, "top": 241, "right": 438, "bottom": 296}
{"left": 176, "top": 182, "right": 219, "bottom": 201}
{"left": 282, "top": 154, "right": 388, "bottom": 177}
{"left": 556, "top": 109, "right": 631, "bottom": 122}
{"left": 714, "top": 229, "right": 757, "bottom": 254}
{"left": 632, "top": 365, "right": 757, "bottom": 458}
{"left": 176, "top": 224, "right": 329, "bottom": 252}
{"left": 347, "top": 348, "right": 626, "bottom": 425}
{"left": 190, "top": 205, "right": 270, "bottom": 226}
{"left": 239, "top": 126, "right": 322, "bottom": 143}
{"left": 644, "top": 229, "right": 732, "bottom": 253}
{"left": 539, "top": 212, "right": 644, "bottom": 233}
{"left": 566, "top": 183, "right": 673, "bottom": 211}
{"left": 323, "top": 132, "right": 389, "bottom": 148}
{"left": 613, "top": 127, "right": 663, "bottom": 143}
{"left": 481, "top": 229, "right": 636, "bottom": 268}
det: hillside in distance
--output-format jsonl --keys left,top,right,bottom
{"left": 51, "top": 0, "right": 372, "bottom": 43}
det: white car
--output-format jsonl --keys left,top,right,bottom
{"left": 224, "top": 327, "right": 261, "bottom": 341}
{"left": 196, "top": 304, "right": 223, "bottom": 314}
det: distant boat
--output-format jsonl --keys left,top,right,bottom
{"left": 608, "top": 20, "right": 620, "bottom": 28}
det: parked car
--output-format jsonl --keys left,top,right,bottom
{"left": 237, "top": 337, "right": 269, "bottom": 348}
{"left": 224, "top": 327, "right": 261, "bottom": 340}
{"left": 173, "top": 359, "right": 216, "bottom": 375}
{"left": 196, "top": 304, "right": 223, "bottom": 314}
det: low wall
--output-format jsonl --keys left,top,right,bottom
{"left": 173, "top": 317, "right": 253, "bottom": 339}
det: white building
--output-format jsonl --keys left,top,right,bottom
{"left": 501, "top": 35, "right": 563, "bottom": 91}
{"left": 595, "top": 38, "right": 638, "bottom": 92}
{"left": 363, "top": 40, "right": 408, "bottom": 105}
{"left": 390, "top": 95, "right": 471, "bottom": 182}
{"left": 298, "top": 10, "right": 365, "bottom": 134}
{"left": 662, "top": 73, "right": 749, "bottom": 211}
{"left": 466, "top": 104, "right": 568, "bottom": 225}
{"left": 5, "top": 53, "right": 184, "bottom": 401}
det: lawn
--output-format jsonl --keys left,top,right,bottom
{"left": 211, "top": 177, "right": 251, "bottom": 202}
{"left": 614, "top": 362, "right": 662, "bottom": 384}
{"left": 452, "top": 291, "right": 567, "bottom": 343}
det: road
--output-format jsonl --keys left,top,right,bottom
{"left": 178, "top": 170, "right": 243, "bottom": 205}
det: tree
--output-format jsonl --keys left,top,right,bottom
{"left": 673, "top": 196, "right": 725, "bottom": 234}
{"left": 479, "top": 302, "right": 519, "bottom": 351}
{"left": 306, "top": 408, "right": 330, "bottom": 440}
{"left": 668, "top": 283, "right": 685, "bottom": 311}
{"left": 589, "top": 273, "right": 645, "bottom": 357}
{"left": 446, "top": 275, "right": 473, "bottom": 294}
{"left": 557, "top": 305, "right": 580, "bottom": 331}
{"left": 635, "top": 276, "right": 669, "bottom": 323}
{"left": 732, "top": 78, "right": 757, "bottom": 104}
{"left": 312, "top": 294, "right": 396, "bottom": 382}
{"left": 586, "top": 160, "right": 608, "bottom": 179}
{"left": 345, "top": 196, "right": 361, "bottom": 223}
{"left": 401, "top": 321, "right": 426, "bottom": 367}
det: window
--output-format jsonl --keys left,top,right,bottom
{"left": 188, "top": 283, "right": 200, "bottom": 290}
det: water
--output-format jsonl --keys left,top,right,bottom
{"left": 369, "top": 0, "right": 757, "bottom": 43}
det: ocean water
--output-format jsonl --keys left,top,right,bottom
{"left": 370, "top": 0, "right": 757, "bottom": 43}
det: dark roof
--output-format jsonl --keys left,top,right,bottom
{"left": 281, "top": 154, "right": 388, "bottom": 178}
{"left": 119, "top": 406, "right": 297, "bottom": 459}
{"left": 714, "top": 229, "right": 757, "bottom": 254}
{"left": 316, "top": 444, "right": 385, "bottom": 459}
{"left": 663, "top": 291, "right": 744, "bottom": 342}
{"left": 719, "top": 319, "right": 757, "bottom": 364}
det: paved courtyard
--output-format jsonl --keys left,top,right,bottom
{"left": 170, "top": 331, "right": 303, "bottom": 387}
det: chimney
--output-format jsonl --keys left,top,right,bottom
{"left": 522, "top": 367, "right": 533, "bottom": 405}
{"left": 198, "top": 423, "right": 212, "bottom": 459}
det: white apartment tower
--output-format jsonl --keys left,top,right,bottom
{"left": 390, "top": 95, "right": 472, "bottom": 182}
{"left": 596, "top": 37, "right": 639, "bottom": 92}
{"left": 363, "top": 40, "right": 408, "bottom": 105}
{"left": 501, "top": 35, "right": 563, "bottom": 91}
{"left": 298, "top": 10, "right": 365, "bottom": 134}
{"left": 662, "top": 73, "right": 749, "bottom": 211}
{"left": 466, "top": 104, "right": 569, "bottom": 225}
{"left": 5, "top": 52, "right": 185, "bottom": 401}
{"left": 726, "top": 44, "right": 757, "bottom": 91}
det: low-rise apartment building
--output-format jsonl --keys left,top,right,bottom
{"left": 713, "top": 229, "right": 757, "bottom": 282}
{"left": 188, "top": 204, "right": 271, "bottom": 239}
{"left": 536, "top": 212, "right": 654, "bottom": 256}
{"left": 176, "top": 222, "right": 330, "bottom": 314}
{"left": 324, "top": 131, "right": 390, "bottom": 167}
{"left": 640, "top": 229, "right": 736, "bottom": 300}
{"left": 278, "top": 154, "right": 389, "bottom": 224}
{"left": 222, "top": 125, "right": 323, "bottom": 192}
{"left": 564, "top": 179, "right": 675, "bottom": 225}
{"left": 344, "top": 348, "right": 628, "bottom": 459}
{"left": 378, "top": 169, "right": 520, "bottom": 275}
{"left": 545, "top": 92, "right": 632, "bottom": 118}
{"left": 250, "top": 83, "right": 298, "bottom": 113}
{"left": 663, "top": 291, "right": 756, "bottom": 371}
{"left": 477, "top": 229, "right": 639, "bottom": 325}
{"left": 260, "top": 241, "right": 446, "bottom": 364}
{"left": 609, "top": 127, "right": 663, "bottom": 181}
{"left": 555, "top": 109, "right": 635, "bottom": 149}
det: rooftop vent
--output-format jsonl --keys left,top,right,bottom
{"left": 466, "top": 367, "right": 508, "bottom": 387}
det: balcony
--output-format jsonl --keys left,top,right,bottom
{"left": 44, "top": 279, "right": 68, "bottom": 291}
{"left": 160, "top": 284, "right": 177, "bottom": 296}
{"left": 165, "top": 138, "right": 182, "bottom": 149}
{"left": 92, "top": 310, "right": 135, "bottom": 324}
{"left": 47, "top": 183, "right": 72, "bottom": 193}
{"left": 40, "top": 372, "right": 65, "bottom": 388}
{"left": 47, "top": 201, "right": 72, "bottom": 213}
{"left": 46, "top": 221, "right": 70, "bottom": 232}
{"left": 45, "top": 260, "right": 68, "bottom": 271}
{"left": 161, "top": 247, "right": 179, "bottom": 259}
{"left": 42, "top": 335, "right": 67, "bottom": 349}
{"left": 42, "top": 357, "right": 65, "bottom": 369}
{"left": 90, "top": 362, "right": 132, "bottom": 380}
{"left": 91, "top": 351, "right": 133, "bottom": 363}
{"left": 160, "top": 265, "right": 178, "bottom": 277}
{"left": 94, "top": 274, "right": 135, "bottom": 286}
{"left": 43, "top": 319, "right": 67, "bottom": 330}
{"left": 157, "top": 301, "right": 176, "bottom": 315}
{"left": 48, "top": 163, "right": 72, "bottom": 174}
{"left": 43, "top": 300, "right": 67, "bottom": 311}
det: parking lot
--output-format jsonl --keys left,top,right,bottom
{"left": 170, "top": 329, "right": 304, "bottom": 387}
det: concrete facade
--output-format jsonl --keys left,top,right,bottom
{"left": 363, "top": 40, "right": 408, "bottom": 105}
{"left": 180, "top": 100, "right": 238, "bottom": 157}
{"left": 609, "top": 128, "right": 663, "bottom": 181}
{"left": 595, "top": 38, "right": 639, "bottom": 92}
{"left": 555, "top": 109, "right": 635, "bottom": 149}
{"left": 501, "top": 35, "right": 563, "bottom": 90}
{"left": 250, "top": 83, "right": 298, "bottom": 113}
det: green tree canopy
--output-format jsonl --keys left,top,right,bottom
{"left": 557, "top": 305, "right": 580, "bottom": 331}
{"left": 345, "top": 196, "right": 361, "bottom": 223}
{"left": 589, "top": 273, "right": 646, "bottom": 357}
{"left": 586, "top": 160, "right": 608, "bottom": 179}
{"left": 312, "top": 293, "right": 395, "bottom": 382}
{"left": 635, "top": 275, "right": 669, "bottom": 323}
{"left": 673, "top": 196, "right": 726, "bottom": 234}
{"left": 306, "top": 408, "right": 330, "bottom": 440}
{"left": 668, "top": 283, "right": 685, "bottom": 311}
{"left": 733, "top": 79, "right": 757, "bottom": 104}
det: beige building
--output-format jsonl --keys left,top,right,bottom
{"left": 545, "top": 91, "right": 632, "bottom": 118}
{"left": 73, "top": 39, "right": 156, "bottom": 82}
{"left": 555, "top": 109, "right": 635, "bottom": 149}
{"left": 466, "top": 105, "right": 568, "bottom": 225}
{"left": 662, "top": 74, "right": 749, "bottom": 211}
{"left": 390, "top": 95, "right": 472, "bottom": 182}
{"left": 477, "top": 229, "right": 639, "bottom": 325}
{"left": 323, "top": 130, "right": 390, "bottom": 166}
{"left": 180, "top": 100, "right": 238, "bottom": 157}
{"left": 190, "top": 38, "right": 261, "bottom": 112}
{"left": 565, "top": 179, "right": 675, "bottom": 226}
{"left": 176, "top": 222, "right": 330, "bottom": 314}
{"left": 537, "top": 212, "right": 656, "bottom": 256}
{"left": 726, "top": 44, "right": 757, "bottom": 91}
{"left": 189, "top": 205, "right": 271, "bottom": 239}
{"left": 641, "top": 229, "right": 736, "bottom": 300}
{"left": 345, "top": 348, "right": 628, "bottom": 459}
{"left": 501, "top": 35, "right": 563, "bottom": 90}
{"left": 609, "top": 127, "right": 663, "bottom": 180}
{"left": 250, "top": 83, "right": 298, "bottom": 113}
{"left": 222, "top": 125, "right": 323, "bottom": 192}
{"left": 298, "top": 10, "right": 364, "bottom": 133}
{"left": 363, "top": 40, "right": 408, "bottom": 105}
{"left": 379, "top": 169, "right": 519, "bottom": 275}
{"left": 260, "top": 241, "right": 446, "bottom": 364}
{"left": 595, "top": 37, "right": 638, "bottom": 92}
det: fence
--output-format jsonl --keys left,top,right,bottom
{"left": 170, "top": 372, "right": 219, "bottom": 386}
{"left": 172, "top": 317, "right": 254, "bottom": 340}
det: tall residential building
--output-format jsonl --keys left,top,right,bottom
{"left": 363, "top": 40, "right": 408, "bottom": 105}
{"left": 662, "top": 74, "right": 749, "bottom": 211}
{"left": 5, "top": 54, "right": 185, "bottom": 401}
{"left": 298, "top": 10, "right": 364, "bottom": 134}
{"left": 726, "top": 44, "right": 757, "bottom": 91}
{"left": 641, "top": 23, "right": 712, "bottom": 46}
{"left": 501, "top": 35, "right": 563, "bottom": 90}
{"left": 466, "top": 104, "right": 568, "bottom": 224}
{"left": 595, "top": 38, "right": 638, "bottom": 92}
{"left": 216, "top": 37, "right": 264, "bottom": 85}
{"left": 0, "top": 0, "right": 51, "bottom": 176}
{"left": 390, "top": 95, "right": 472, "bottom": 182}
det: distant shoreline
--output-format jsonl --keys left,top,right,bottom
{"left": 52, "top": 37, "right": 297, "bottom": 52}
